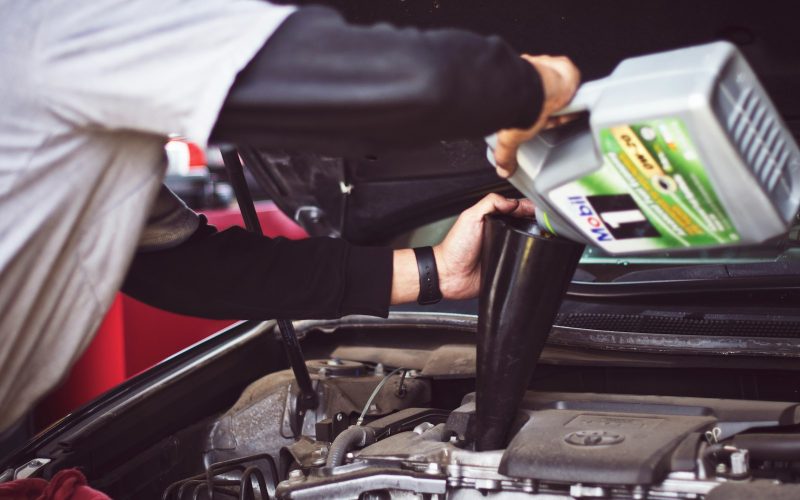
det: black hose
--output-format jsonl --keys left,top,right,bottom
{"left": 326, "top": 426, "right": 377, "bottom": 467}
{"left": 733, "top": 434, "right": 800, "bottom": 461}
{"left": 240, "top": 466, "right": 270, "bottom": 500}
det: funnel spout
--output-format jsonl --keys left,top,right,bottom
{"left": 475, "top": 215, "right": 584, "bottom": 451}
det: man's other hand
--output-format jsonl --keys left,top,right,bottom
{"left": 493, "top": 55, "right": 580, "bottom": 178}
{"left": 390, "top": 194, "right": 535, "bottom": 304}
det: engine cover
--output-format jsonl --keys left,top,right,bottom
{"left": 500, "top": 409, "right": 713, "bottom": 484}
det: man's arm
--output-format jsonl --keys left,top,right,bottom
{"left": 123, "top": 8, "right": 574, "bottom": 318}
{"left": 122, "top": 216, "right": 393, "bottom": 320}
{"left": 390, "top": 195, "right": 534, "bottom": 303}
{"left": 122, "top": 194, "right": 532, "bottom": 319}
{"left": 209, "top": 6, "right": 544, "bottom": 151}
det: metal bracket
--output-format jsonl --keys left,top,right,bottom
{"left": 14, "top": 458, "right": 51, "bottom": 480}
{"left": 278, "top": 319, "right": 320, "bottom": 436}
{"left": 0, "top": 468, "right": 13, "bottom": 483}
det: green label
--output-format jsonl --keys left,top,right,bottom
{"left": 549, "top": 118, "right": 739, "bottom": 253}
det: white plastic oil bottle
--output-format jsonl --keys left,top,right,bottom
{"left": 488, "top": 41, "right": 800, "bottom": 254}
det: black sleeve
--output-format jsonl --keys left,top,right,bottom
{"left": 121, "top": 216, "right": 393, "bottom": 320}
{"left": 210, "top": 5, "right": 543, "bottom": 150}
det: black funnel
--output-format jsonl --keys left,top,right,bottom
{"left": 475, "top": 215, "right": 584, "bottom": 451}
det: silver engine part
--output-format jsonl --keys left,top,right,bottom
{"left": 273, "top": 391, "right": 800, "bottom": 499}
{"left": 276, "top": 425, "right": 723, "bottom": 499}
{"left": 201, "top": 362, "right": 800, "bottom": 500}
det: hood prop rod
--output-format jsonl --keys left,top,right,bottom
{"left": 221, "top": 147, "right": 318, "bottom": 436}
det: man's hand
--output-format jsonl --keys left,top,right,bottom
{"left": 390, "top": 194, "right": 535, "bottom": 304}
{"left": 493, "top": 55, "right": 580, "bottom": 178}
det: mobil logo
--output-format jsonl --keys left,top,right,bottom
{"left": 567, "top": 196, "right": 613, "bottom": 242}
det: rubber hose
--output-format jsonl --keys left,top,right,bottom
{"left": 326, "top": 426, "right": 376, "bottom": 467}
{"left": 733, "top": 434, "right": 800, "bottom": 461}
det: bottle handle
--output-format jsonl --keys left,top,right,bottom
{"left": 552, "top": 78, "right": 607, "bottom": 116}
{"left": 484, "top": 77, "right": 607, "bottom": 168}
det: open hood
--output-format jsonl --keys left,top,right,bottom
{"left": 239, "top": 140, "right": 508, "bottom": 244}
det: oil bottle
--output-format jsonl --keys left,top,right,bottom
{"left": 489, "top": 41, "right": 800, "bottom": 254}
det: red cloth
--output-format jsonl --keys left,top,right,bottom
{"left": 0, "top": 468, "right": 110, "bottom": 500}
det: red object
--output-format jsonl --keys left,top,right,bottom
{"left": 36, "top": 201, "right": 307, "bottom": 429}
{"left": 35, "top": 297, "right": 127, "bottom": 428}
{"left": 120, "top": 297, "right": 232, "bottom": 377}
{"left": 186, "top": 141, "right": 206, "bottom": 169}
{"left": 0, "top": 468, "right": 110, "bottom": 500}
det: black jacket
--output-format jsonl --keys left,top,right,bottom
{"left": 122, "top": 6, "right": 543, "bottom": 319}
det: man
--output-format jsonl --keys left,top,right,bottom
{"left": 0, "top": 0, "right": 578, "bottom": 433}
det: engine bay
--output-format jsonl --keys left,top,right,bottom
{"left": 155, "top": 215, "right": 800, "bottom": 499}
{"left": 161, "top": 358, "right": 800, "bottom": 499}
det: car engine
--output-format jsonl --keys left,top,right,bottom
{"left": 158, "top": 215, "right": 800, "bottom": 499}
{"left": 161, "top": 358, "right": 800, "bottom": 500}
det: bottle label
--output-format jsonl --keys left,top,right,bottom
{"left": 548, "top": 117, "right": 740, "bottom": 253}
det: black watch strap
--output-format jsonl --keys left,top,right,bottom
{"left": 413, "top": 246, "right": 443, "bottom": 305}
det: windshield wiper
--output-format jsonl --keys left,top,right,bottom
{"left": 569, "top": 261, "right": 800, "bottom": 297}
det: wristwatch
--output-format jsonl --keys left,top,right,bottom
{"left": 413, "top": 246, "right": 443, "bottom": 305}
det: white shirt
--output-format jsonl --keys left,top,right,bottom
{"left": 0, "top": 0, "right": 295, "bottom": 430}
